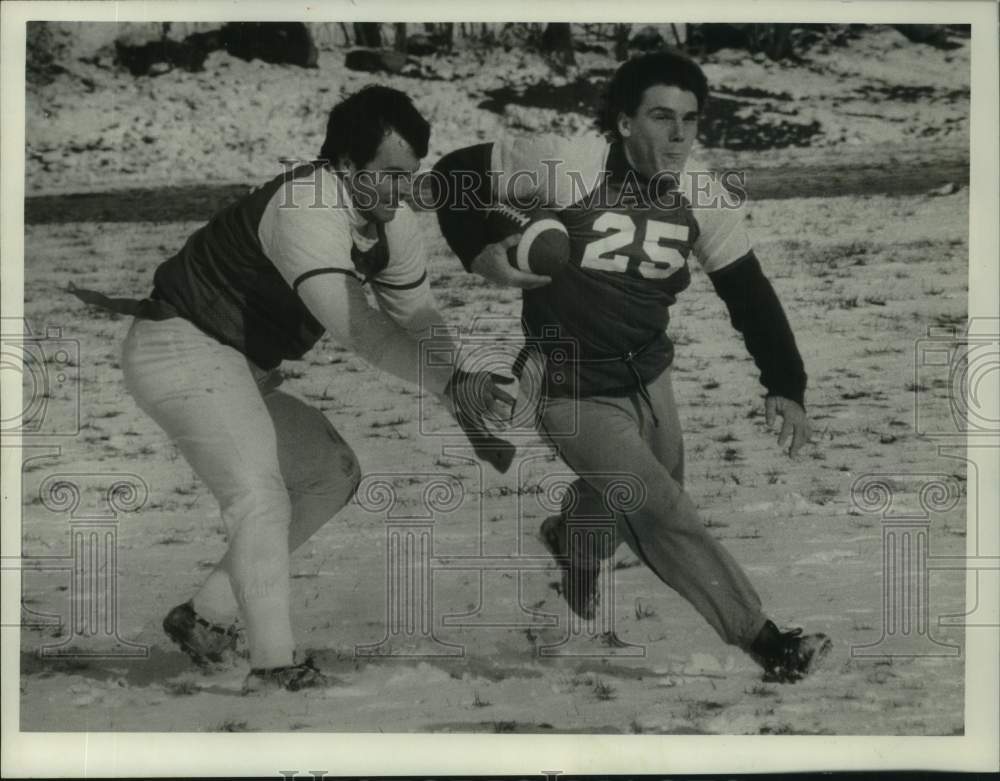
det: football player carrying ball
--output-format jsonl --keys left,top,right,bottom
{"left": 433, "top": 50, "right": 831, "bottom": 683}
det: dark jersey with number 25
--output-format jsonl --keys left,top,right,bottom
{"left": 434, "top": 136, "right": 807, "bottom": 405}
{"left": 493, "top": 136, "right": 747, "bottom": 397}
{"left": 524, "top": 143, "right": 699, "bottom": 396}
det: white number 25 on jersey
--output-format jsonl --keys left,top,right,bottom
{"left": 580, "top": 213, "right": 688, "bottom": 279}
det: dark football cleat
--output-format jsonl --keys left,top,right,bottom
{"left": 540, "top": 515, "right": 600, "bottom": 621}
{"left": 748, "top": 619, "right": 833, "bottom": 683}
{"left": 162, "top": 600, "right": 243, "bottom": 667}
{"left": 241, "top": 657, "right": 332, "bottom": 695}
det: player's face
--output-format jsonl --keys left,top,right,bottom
{"left": 618, "top": 84, "right": 699, "bottom": 181}
{"left": 345, "top": 130, "right": 420, "bottom": 224}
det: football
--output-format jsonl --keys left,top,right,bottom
{"left": 485, "top": 204, "right": 570, "bottom": 277}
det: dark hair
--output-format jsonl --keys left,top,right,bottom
{"left": 320, "top": 85, "right": 430, "bottom": 167}
{"left": 597, "top": 50, "right": 709, "bottom": 140}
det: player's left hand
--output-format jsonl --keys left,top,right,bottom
{"left": 765, "top": 396, "right": 811, "bottom": 457}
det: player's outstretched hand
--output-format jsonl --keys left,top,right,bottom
{"left": 454, "top": 369, "right": 517, "bottom": 422}
{"left": 444, "top": 369, "right": 518, "bottom": 473}
{"left": 471, "top": 236, "right": 552, "bottom": 289}
{"left": 765, "top": 396, "right": 811, "bottom": 458}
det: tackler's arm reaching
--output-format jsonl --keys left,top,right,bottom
{"left": 271, "top": 199, "right": 517, "bottom": 472}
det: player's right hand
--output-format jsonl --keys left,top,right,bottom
{"left": 444, "top": 368, "right": 518, "bottom": 473}
{"left": 470, "top": 235, "right": 551, "bottom": 289}
{"left": 445, "top": 369, "right": 517, "bottom": 424}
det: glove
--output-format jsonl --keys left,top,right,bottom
{"left": 444, "top": 369, "right": 517, "bottom": 473}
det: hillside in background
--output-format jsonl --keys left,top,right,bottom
{"left": 23, "top": 22, "right": 970, "bottom": 195}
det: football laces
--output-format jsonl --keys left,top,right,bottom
{"left": 494, "top": 203, "right": 531, "bottom": 229}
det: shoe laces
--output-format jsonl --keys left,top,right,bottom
{"left": 192, "top": 610, "right": 239, "bottom": 639}
{"left": 779, "top": 627, "right": 804, "bottom": 644}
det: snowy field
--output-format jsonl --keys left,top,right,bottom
{"left": 15, "top": 22, "right": 977, "bottom": 735}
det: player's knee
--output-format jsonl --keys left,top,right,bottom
{"left": 302, "top": 419, "right": 362, "bottom": 503}
{"left": 655, "top": 488, "right": 702, "bottom": 532}
{"left": 671, "top": 456, "right": 685, "bottom": 488}
{"left": 562, "top": 478, "right": 603, "bottom": 517}
{"left": 320, "top": 420, "right": 361, "bottom": 491}
{"left": 269, "top": 392, "right": 360, "bottom": 502}
{"left": 339, "top": 447, "right": 363, "bottom": 501}
{"left": 621, "top": 480, "right": 701, "bottom": 535}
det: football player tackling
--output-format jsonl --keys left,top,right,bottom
{"left": 433, "top": 51, "right": 832, "bottom": 683}
{"left": 73, "top": 86, "right": 512, "bottom": 693}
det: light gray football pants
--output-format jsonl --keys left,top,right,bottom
{"left": 539, "top": 368, "right": 768, "bottom": 648}
{"left": 121, "top": 316, "right": 361, "bottom": 668}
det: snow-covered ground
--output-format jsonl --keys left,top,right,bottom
{"left": 20, "top": 186, "right": 969, "bottom": 733}
{"left": 17, "top": 23, "right": 974, "bottom": 737}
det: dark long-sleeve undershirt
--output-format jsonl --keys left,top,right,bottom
{"left": 708, "top": 250, "right": 807, "bottom": 407}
